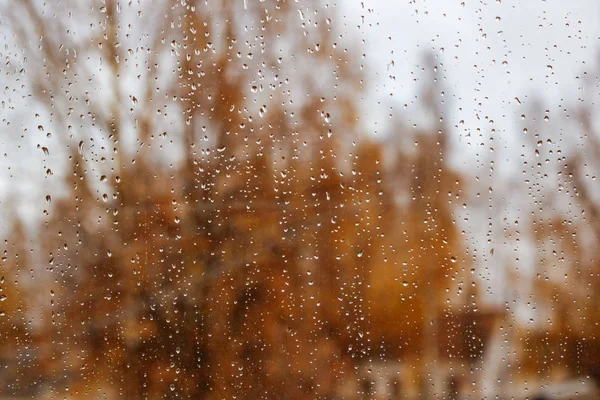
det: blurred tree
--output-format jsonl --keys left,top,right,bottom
{"left": 0, "top": 217, "right": 38, "bottom": 396}
{"left": 4, "top": 0, "right": 469, "bottom": 399}
{"left": 513, "top": 88, "right": 600, "bottom": 381}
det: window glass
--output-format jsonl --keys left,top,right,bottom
{"left": 1, "top": 0, "right": 599, "bottom": 399}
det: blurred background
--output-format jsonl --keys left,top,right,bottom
{"left": 0, "top": 0, "right": 599, "bottom": 399}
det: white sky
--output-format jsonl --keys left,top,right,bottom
{"left": 343, "top": 0, "right": 600, "bottom": 149}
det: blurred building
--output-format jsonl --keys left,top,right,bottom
{"left": 337, "top": 308, "right": 507, "bottom": 399}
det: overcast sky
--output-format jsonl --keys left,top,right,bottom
{"left": 343, "top": 0, "right": 600, "bottom": 154}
